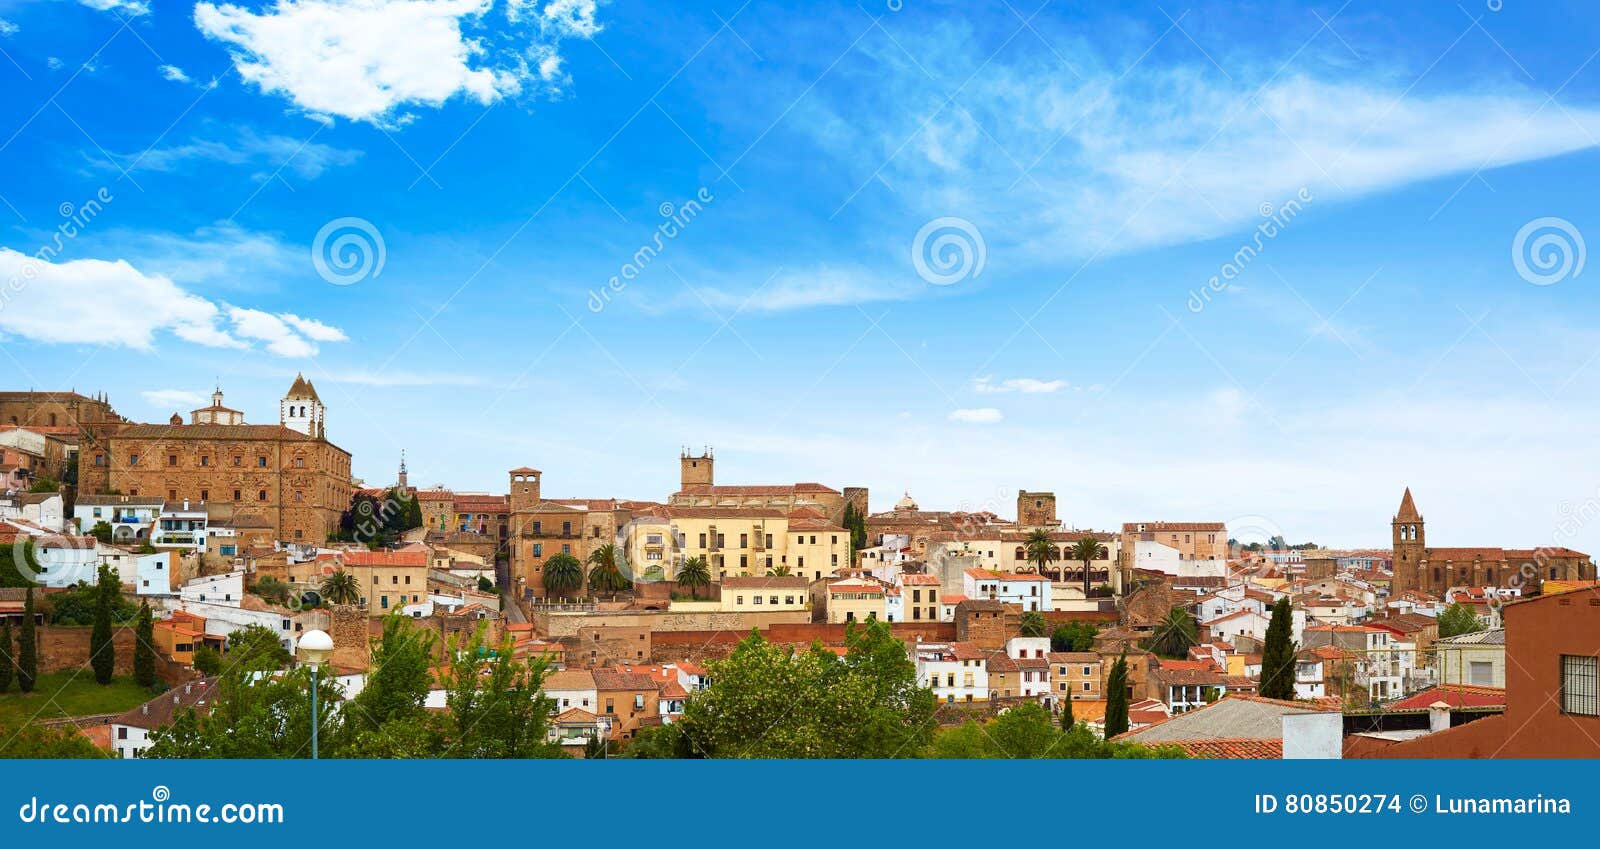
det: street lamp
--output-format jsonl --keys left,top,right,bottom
{"left": 297, "top": 629, "right": 334, "bottom": 760}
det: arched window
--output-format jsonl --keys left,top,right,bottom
{"left": 1432, "top": 567, "right": 1441, "bottom": 583}
{"left": 1014, "top": 546, "right": 1025, "bottom": 561}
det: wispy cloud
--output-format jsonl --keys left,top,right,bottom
{"left": 948, "top": 407, "right": 1003, "bottom": 424}
{"left": 141, "top": 389, "right": 207, "bottom": 409}
{"left": 111, "top": 128, "right": 362, "bottom": 180}
{"left": 972, "top": 376, "right": 1067, "bottom": 394}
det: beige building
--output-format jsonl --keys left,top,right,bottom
{"left": 720, "top": 576, "right": 810, "bottom": 613}
{"left": 826, "top": 577, "right": 886, "bottom": 624}
{"left": 293, "top": 546, "right": 430, "bottom": 617}
{"left": 621, "top": 504, "right": 851, "bottom": 584}
{"left": 1050, "top": 651, "right": 1104, "bottom": 703}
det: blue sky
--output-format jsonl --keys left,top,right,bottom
{"left": 2, "top": 0, "right": 1600, "bottom": 551}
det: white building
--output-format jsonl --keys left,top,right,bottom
{"left": 2, "top": 520, "right": 98, "bottom": 587}
{"left": 73, "top": 495, "right": 163, "bottom": 544}
{"left": 0, "top": 492, "right": 64, "bottom": 531}
{"left": 152, "top": 502, "right": 209, "bottom": 552}
{"left": 962, "top": 568, "right": 1052, "bottom": 612}
{"left": 914, "top": 641, "right": 989, "bottom": 704}
{"left": 180, "top": 570, "right": 245, "bottom": 607}
{"left": 135, "top": 551, "right": 177, "bottom": 596}
{"left": 1129, "top": 538, "right": 1229, "bottom": 579}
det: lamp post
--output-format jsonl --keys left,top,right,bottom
{"left": 297, "top": 629, "right": 334, "bottom": 760}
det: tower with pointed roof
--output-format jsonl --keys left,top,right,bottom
{"left": 1392, "top": 488, "right": 1425, "bottom": 595}
{"left": 280, "top": 373, "right": 325, "bottom": 438}
{"left": 397, "top": 449, "right": 408, "bottom": 489}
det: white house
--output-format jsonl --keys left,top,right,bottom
{"left": 0, "top": 492, "right": 64, "bottom": 531}
{"left": 3, "top": 520, "right": 98, "bottom": 587}
{"left": 152, "top": 502, "right": 209, "bottom": 552}
{"left": 110, "top": 679, "right": 216, "bottom": 759}
{"left": 962, "top": 568, "right": 1052, "bottom": 612}
{"left": 544, "top": 669, "right": 599, "bottom": 714}
{"left": 180, "top": 570, "right": 245, "bottom": 606}
{"left": 914, "top": 641, "right": 989, "bottom": 704}
{"left": 1129, "top": 538, "right": 1229, "bottom": 579}
{"left": 174, "top": 598, "right": 318, "bottom": 656}
{"left": 136, "top": 551, "right": 177, "bottom": 596}
{"left": 73, "top": 495, "right": 163, "bottom": 543}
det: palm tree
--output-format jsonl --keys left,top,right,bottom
{"left": 320, "top": 570, "right": 360, "bottom": 605}
{"left": 1070, "top": 536, "right": 1107, "bottom": 597}
{"left": 768, "top": 563, "right": 791, "bottom": 577}
{"left": 542, "top": 552, "right": 583, "bottom": 601}
{"left": 1024, "top": 529, "right": 1058, "bottom": 580}
{"left": 676, "top": 556, "right": 711, "bottom": 599}
{"left": 586, "top": 544, "right": 631, "bottom": 600}
{"left": 1019, "top": 610, "right": 1047, "bottom": 638}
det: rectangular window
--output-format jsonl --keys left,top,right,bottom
{"left": 1469, "top": 661, "right": 1494, "bottom": 687}
{"left": 1561, "top": 655, "right": 1598, "bottom": 716}
{"left": 168, "top": 455, "right": 177, "bottom": 466}
{"left": 257, "top": 456, "right": 268, "bottom": 467}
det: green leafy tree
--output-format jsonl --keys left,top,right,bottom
{"left": 192, "top": 644, "right": 223, "bottom": 676}
{"left": 620, "top": 722, "right": 697, "bottom": 759}
{"left": 1070, "top": 537, "right": 1107, "bottom": 596}
{"left": 90, "top": 565, "right": 118, "bottom": 685}
{"left": 476, "top": 576, "right": 496, "bottom": 594}
{"left": 1437, "top": 602, "right": 1481, "bottom": 639}
{"left": 336, "top": 614, "right": 440, "bottom": 758}
{"left": 437, "top": 626, "right": 563, "bottom": 759}
{"left": 226, "top": 624, "right": 292, "bottom": 670}
{"left": 1019, "top": 610, "right": 1047, "bottom": 638}
{"left": 932, "top": 702, "right": 1185, "bottom": 759}
{"left": 17, "top": 588, "right": 36, "bottom": 693}
{"left": 28, "top": 474, "right": 59, "bottom": 494}
{"left": 1051, "top": 622, "right": 1098, "bottom": 652}
{"left": 678, "top": 623, "right": 935, "bottom": 758}
{"left": 252, "top": 576, "right": 291, "bottom": 606}
{"left": 675, "top": 556, "right": 710, "bottom": 599}
{"left": 1259, "top": 596, "right": 1297, "bottom": 700}
{"left": 1104, "top": 650, "right": 1129, "bottom": 738}
{"left": 320, "top": 570, "right": 361, "bottom": 605}
{"left": 0, "top": 618, "right": 12, "bottom": 694}
{"left": 1148, "top": 607, "right": 1199, "bottom": 658}
{"left": 146, "top": 665, "right": 339, "bottom": 759}
{"left": 768, "top": 563, "right": 792, "bottom": 577}
{"left": 0, "top": 540, "right": 39, "bottom": 588}
{"left": 0, "top": 723, "right": 105, "bottom": 758}
{"left": 134, "top": 601, "right": 157, "bottom": 688}
{"left": 88, "top": 521, "right": 114, "bottom": 544}
{"left": 542, "top": 552, "right": 584, "bottom": 600}
{"left": 1024, "top": 529, "right": 1058, "bottom": 578}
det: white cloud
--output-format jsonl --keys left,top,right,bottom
{"left": 97, "top": 221, "right": 303, "bottom": 291}
{"left": 46, "top": 57, "right": 63, "bottom": 71}
{"left": 948, "top": 407, "right": 1003, "bottom": 424}
{"left": 193, "top": 0, "right": 602, "bottom": 125}
{"left": 226, "top": 307, "right": 324, "bottom": 357}
{"left": 0, "top": 248, "right": 343, "bottom": 358}
{"left": 972, "top": 376, "right": 1067, "bottom": 394}
{"left": 115, "top": 129, "right": 362, "bottom": 180}
{"left": 279, "top": 313, "right": 349, "bottom": 342}
{"left": 0, "top": 19, "right": 18, "bottom": 36}
{"left": 141, "top": 389, "right": 207, "bottom": 409}
{"left": 159, "top": 64, "right": 192, "bottom": 83}
{"left": 79, "top": 0, "right": 150, "bottom": 16}
{"left": 690, "top": 266, "right": 920, "bottom": 314}
{"left": 806, "top": 34, "right": 1600, "bottom": 262}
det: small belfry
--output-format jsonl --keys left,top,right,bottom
{"left": 280, "top": 372, "right": 326, "bottom": 438}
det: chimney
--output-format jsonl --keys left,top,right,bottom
{"left": 142, "top": 703, "right": 148, "bottom": 715}
{"left": 1428, "top": 702, "right": 1452, "bottom": 734}
{"left": 184, "top": 683, "right": 192, "bottom": 695}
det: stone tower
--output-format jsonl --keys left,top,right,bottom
{"left": 1017, "top": 490, "right": 1058, "bottom": 529}
{"left": 397, "top": 450, "right": 408, "bottom": 489}
{"left": 280, "top": 373, "right": 325, "bottom": 438}
{"left": 680, "top": 448, "right": 714, "bottom": 489}
{"left": 508, "top": 467, "right": 542, "bottom": 512}
{"left": 1392, "top": 487, "right": 1425, "bottom": 595}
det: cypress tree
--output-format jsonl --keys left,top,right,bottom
{"left": 0, "top": 618, "right": 13, "bottom": 694}
{"left": 1260, "top": 596, "right": 1296, "bottom": 700}
{"left": 134, "top": 601, "right": 156, "bottom": 688}
{"left": 90, "top": 566, "right": 116, "bottom": 685}
{"left": 1104, "top": 650, "right": 1129, "bottom": 738}
{"left": 1060, "top": 693, "right": 1074, "bottom": 730}
{"left": 18, "top": 587, "right": 37, "bottom": 693}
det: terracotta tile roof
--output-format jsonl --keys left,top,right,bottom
{"left": 1167, "top": 738, "right": 1283, "bottom": 759}
{"left": 1388, "top": 685, "right": 1507, "bottom": 711}
{"left": 340, "top": 548, "right": 428, "bottom": 567}
{"left": 1048, "top": 652, "right": 1100, "bottom": 663}
{"left": 1122, "top": 521, "right": 1227, "bottom": 532}
{"left": 113, "top": 423, "right": 323, "bottom": 442}
{"left": 899, "top": 574, "right": 941, "bottom": 585}
{"left": 543, "top": 670, "right": 597, "bottom": 691}
{"left": 113, "top": 678, "right": 219, "bottom": 730}
{"left": 674, "top": 483, "right": 839, "bottom": 497}
{"left": 591, "top": 669, "right": 658, "bottom": 692}
{"left": 984, "top": 651, "right": 1019, "bottom": 672}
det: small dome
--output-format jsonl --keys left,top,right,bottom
{"left": 894, "top": 492, "right": 918, "bottom": 512}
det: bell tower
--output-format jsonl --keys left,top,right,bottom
{"left": 1392, "top": 487, "right": 1426, "bottom": 594}
{"left": 680, "top": 447, "right": 714, "bottom": 489}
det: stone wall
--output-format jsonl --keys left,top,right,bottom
{"left": 327, "top": 604, "right": 370, "bottom": 670}
{"left": 532, "top": 607, "right": 811, "bottom": 638}
{"left": 34, "top": 625, "right": 138, "bottom": 675}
